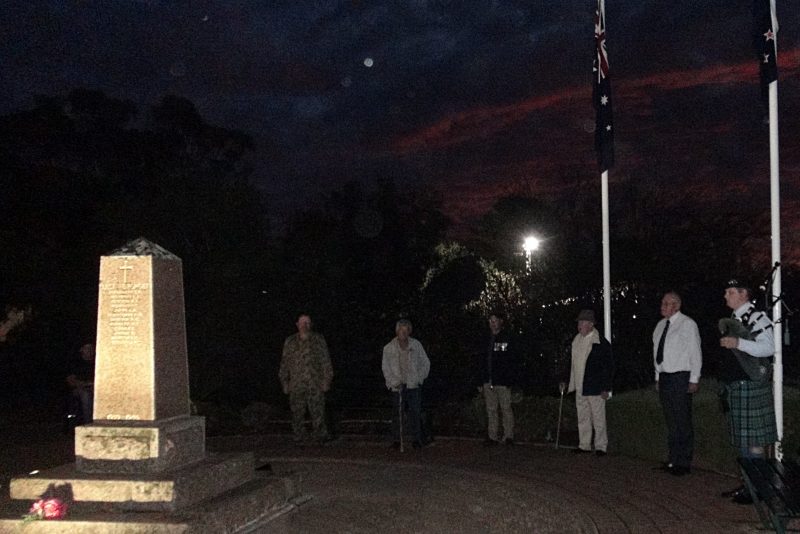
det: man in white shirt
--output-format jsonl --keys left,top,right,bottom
{"left": 653, "top": 291, "right": 702, "bottom": 476}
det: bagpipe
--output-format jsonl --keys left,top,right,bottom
{"left": 718, "top": 315, "right": 771, "bottom": 384}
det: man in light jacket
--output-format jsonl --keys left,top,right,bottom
{"left": 563, "top": 309, "right": 613, "bottom": 456}
{"left": 382, "top": 318, "right": 430, "bottom": 449}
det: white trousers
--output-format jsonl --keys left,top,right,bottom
{"left": 576, "top": 392, "right": 607, "bottom": 452}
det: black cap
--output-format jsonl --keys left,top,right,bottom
{"left": 725, "top": 278, "right": 752, "bottom": 291}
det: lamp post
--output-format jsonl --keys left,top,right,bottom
{"left": 522, "top": 236, "right": 540, "bottom": 272}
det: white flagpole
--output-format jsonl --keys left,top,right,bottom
{"left": 766, "top": 0, "right": 783, "bottom": 459}
{"left": 602, "top": 170, "right": 611, "bottom": 341}
{"left": 769, "top": 78, "right": 783, "bottom": 457}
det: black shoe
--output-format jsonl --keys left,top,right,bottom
{"left": 653, "top": 462, "right": 672, "bottom": 472}
{"left": 731, "top": 488, "right": 754, "bottom": 505}
{"left": 413, "top": 440, "right": 423, "bottom": 449}
{"left": 668, "top": 465, "right": 690, "bottom": 476}
{"left": 317, "top": 435, "right": 334, "bottom": 445}
{"left": 483, "top": 438, "right": 500, "bottom": 447}
{"left": 390, "top": 441, "right": 401, "bottom": 450}
{"left": 504, "top": 438, "right": 515, "bottom": 446}
{"left": 572, "top": 448, "right": 590, "bottom": 454}
{"left": 721, "top": 485, "right": 745, "bottom": 498}
{"left": 595, "top": 450, "right": 607, "bottom": 457}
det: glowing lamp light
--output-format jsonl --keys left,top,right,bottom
{"left": 523, "top": 236, "right": 540, "bottom": 254}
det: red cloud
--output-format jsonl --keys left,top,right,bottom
{"left": 392, "top": 48, "right": 800, "bottom": 155}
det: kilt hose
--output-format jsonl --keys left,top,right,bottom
{"left": 724, "top": 380, "right": 777, "bottom": 447}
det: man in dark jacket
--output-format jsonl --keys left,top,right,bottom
{"left": 479, "top": 312, "right": 517, "bottom": 446}
{"left": 563, "top": 309, "right": 613, "bottom": 455}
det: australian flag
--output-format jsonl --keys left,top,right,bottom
{"left": 593, "top": 0, "right": 614, "bottom": 172}
{"left": 753, "top": 0, "right": 778, "bottom": 103}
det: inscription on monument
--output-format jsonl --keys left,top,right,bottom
{"left": 101, "top": 281, "right": 150, "bottom": 346}
{"left": 95, "top": 255, "right": 157, "bottom": 421}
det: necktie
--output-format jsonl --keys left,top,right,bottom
{"left": 656, "top": 320, "right": 670, "bottom": 365}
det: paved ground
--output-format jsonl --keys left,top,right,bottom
{"left": 0, "top": 418, "right": 783, "bottom": 533}
{"left": 208, "top": 435, "right": 775, "bottom": 533}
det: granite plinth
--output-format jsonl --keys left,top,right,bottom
{"left": 75, "top": 416, "right": 205, "bottom": 474}
{"left": 10, "top": 452, "right": 254, "bottom": 512}
{"left": 0, "top": 471, "right": 302, "bottom": 533}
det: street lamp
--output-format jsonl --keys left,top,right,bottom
{"left": 523, "top": 235, "right": 540, "bottom": 271}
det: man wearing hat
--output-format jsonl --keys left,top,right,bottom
{"left": 563, "top": 309, "right": 613, "bottom": 455}
{"left": 719, "top": 278, "right": 776, "bottom": 504}
{"left": 652, "top": 291, "right": 702, "bottom": 476}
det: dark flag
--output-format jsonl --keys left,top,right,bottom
{"left": 593, "top": 0, "right": 614, "bottom": 172}
{"left": 753, "top": 0, "right": 778, "bottom": 102}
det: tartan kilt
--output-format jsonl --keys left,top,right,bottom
{"left": 725, "top": 380, "right": 777, "bottom": 447}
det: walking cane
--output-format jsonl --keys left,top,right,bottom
{"left": 398, "top": 385, "right": 404, "bottom": 453}
{"left": 555, "top": 382, "right": 566, "bottom": 449}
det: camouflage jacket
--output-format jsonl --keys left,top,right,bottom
{"left": 279, "top": 332, "right": 333, "bottom": 392}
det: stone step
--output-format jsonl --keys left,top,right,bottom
{"left": 9, "top": 452, "right": 254, "bottom": 512}
{"left": 0, "top": 471, "right": 302, "bottom": 533}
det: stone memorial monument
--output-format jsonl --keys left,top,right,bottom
{"left": 1, "top": 238, "right": 300, "bottom": 532}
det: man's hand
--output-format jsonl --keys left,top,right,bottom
{"left": 688, "top": 382, "right": 699, "bottom": 394}
{"left": 282, "top": 383, "right": 289, "bottom": 395}
{"left": 720, "top": 336, "right": 739, "bottom": 350}
{"left": 600, "top": 391, "right": 609, "bottom": 400}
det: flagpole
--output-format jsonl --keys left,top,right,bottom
{"left": 768, "top": 77, "right": 783, "bottom": 457}
{"left": 759, "top": 0, "right": 783, "bottom": 459}
{"left": 594, "top": 0, "right": 613, "bottom": 341}
{"left": 602, "top": 170, "right": 611, "bottom": 341}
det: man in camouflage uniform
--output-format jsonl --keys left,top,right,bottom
{"left": 279, "top": 314, "right": 333, "bottom": 443}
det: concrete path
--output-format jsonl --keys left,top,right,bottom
{"left": 208, "top": 435, "right": 776, "bottom": 533}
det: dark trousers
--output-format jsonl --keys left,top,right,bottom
{"left": 659, "top": 371, "right": 694, "bottom": 468}
{"left": 391, "top": 387, "right": 422, "bottom": 443}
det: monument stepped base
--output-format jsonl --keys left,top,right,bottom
{"left": 0, "top": 471, "right": 302, "bottom": 533}
{"left": 75, "top": 416, "right": 206, "bottom": 474}
{"left": 10, "top": 452, "right": 256, "bottom": 512}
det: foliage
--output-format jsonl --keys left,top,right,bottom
{"left": 0, "top": 89, "right": 270, "bottom": 405}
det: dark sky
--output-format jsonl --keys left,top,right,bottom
{"left": 3, "top": 1, "right": 800, "bottom": 259}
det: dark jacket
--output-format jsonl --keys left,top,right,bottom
{"left": 480, "top": 329, "right": 517, "bottom": 387}
{"left": 582, "top": 336, "right": 614, "bottom": 395}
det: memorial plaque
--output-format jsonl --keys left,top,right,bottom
{"left": 94, "top": 239, "right": 190, "bottom": 421}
